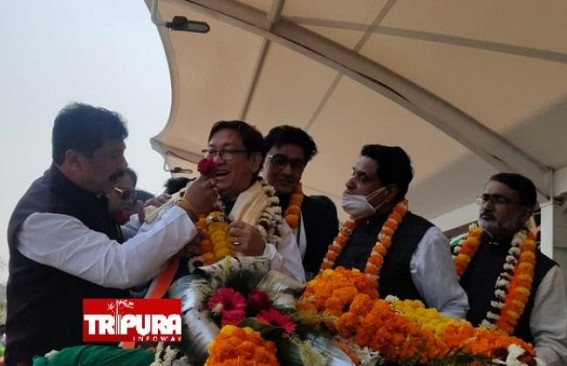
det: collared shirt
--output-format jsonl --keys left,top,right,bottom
{"left": 526, "top": 265, "right": 567, "bottom": 366}
{"left": 337, "top": 215, "right": 469, "bottom": 319}
{"left": 261, "top": 219, "right": 305, "bottom": 283}
{"left": 452, "top": 233, "right": 567, "bottom": 365}
{"left": 17, "top": 205, "right": 196, "bottom": 289}
{"left": 410, "top": 227, "right": 469, "bottom": 318}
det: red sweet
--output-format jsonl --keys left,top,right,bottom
{"left": 112, "top": 209, "right": 130, "bottom": 225}
{"left": 197, "top": 158, "right": 218, "bottom": 177}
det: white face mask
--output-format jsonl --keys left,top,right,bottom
{"left": 341, "top": 186, "right": 388, "bottom": 220}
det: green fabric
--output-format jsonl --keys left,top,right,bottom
{"left": 449, "top": 232, "right": 467, "bottom": 247}
{"left": 32, "top": 345, "right": 154, "bottom": 366}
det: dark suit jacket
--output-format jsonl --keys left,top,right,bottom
{"left": 300, "top": 195, "right": 339, "bottom": 279}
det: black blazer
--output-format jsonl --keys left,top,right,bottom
{"left": 300, "top": 195, "right": 339, "bottom": 279}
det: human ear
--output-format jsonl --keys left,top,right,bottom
{"left": 520, "top": 205, "right": 536, "bottom": 227}
{"left": 385, "top": 184, "right": 399, "bottom": 203}
{"left": 250, "top": 152, "right": 263, "bottom": 175}
{"left": 64, "top": 150, "right": 82, "bottom": 169}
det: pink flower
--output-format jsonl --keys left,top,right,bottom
{"left": 207, "top": 288, "right": 247, "bottom": 326}
{"left": 197, "top": 158, "right": 218, "bottom": 177}
{"left": 247, "top": 290, "right": 272, "bottom": 313}
{"left": 256, "top": 308, "right": 296, "bottom": 338}
{"left": 221, "top": 309, "right": 246, "bottom": 326}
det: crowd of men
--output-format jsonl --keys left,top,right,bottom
{"left": 4, "top": 102, "right": 567, "bottom": 365}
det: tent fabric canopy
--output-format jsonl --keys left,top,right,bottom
{"left": 146, "top": 0, "right": 567, "bottom": 228}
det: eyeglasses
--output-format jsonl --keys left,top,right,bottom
{"left": 267, "top": 154, "right": 306, "bottom": 172}
{"left": 114, "top": 187, "right": 136, "bottom": 202}
{"left": 201, "top": 148, "right": 248, "bottom": 161}
{"left": 476, "top": 194, "right": 524, "bottom": 206}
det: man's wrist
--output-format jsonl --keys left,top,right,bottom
{"left": 175, "top": 198, "right": 198, "bottom": 222}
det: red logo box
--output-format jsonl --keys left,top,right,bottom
{"left": 83, "top": 298, "right": 182, "bottom": 343}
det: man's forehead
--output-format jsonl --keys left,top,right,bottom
{"left": 355, "top": 156, "right": 378, "bottom": 174}
{"left": 100, "top": 139, "right": 126, "bottom": 150}
{"left": 484, "top": 180, "right": 518, "bottom": 196}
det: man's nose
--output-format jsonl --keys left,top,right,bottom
{"left": 345, "top": 176, "right": 355, "bottom": 189}
{"left": 118, "top": 155, "right": 128, "bottom": 170}
{"left": 280, "top": 163, "right": 293, "bottom": 175}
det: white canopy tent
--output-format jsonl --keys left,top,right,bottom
{"left": 144, "top": 0, "right": 567, "bottom": 267}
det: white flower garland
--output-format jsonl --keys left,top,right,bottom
{"left": 479, "top": 229, "right": 526, "bottom": 330}
{"left": 256, "top": 179, "right": 284, "bottom": 246}
{"left": 150, "top": 342, "right": 186, "bottom": 366}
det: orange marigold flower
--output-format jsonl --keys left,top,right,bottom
{"left": 285, "top": 214, "right": 299, "bottom": 228}
{"left": 337, "top": 311, "right": 359, "bottom": 338}
{"left": 286, "top": 205, "right": 301, "bottom": 215}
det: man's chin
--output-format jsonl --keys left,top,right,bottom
{"left": 478, "top": 220, "right": 497, "bottom": 235}
{"left": 274, "top": 185, "right": 293, "bottom": 195}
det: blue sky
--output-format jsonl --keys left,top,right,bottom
{"left": 0, "top": 1, "right": 173, "bottom": 283}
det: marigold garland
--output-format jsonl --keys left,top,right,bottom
{"left": 298, "top": 268, "right": 538, "bottom": 365}
{"left": 297, "top": 267, "right": 378, "bottom": 317}
{"left": 205, "top": 325, "right": 279, "bottom": 366}
{"left": 320, "top": 199, "right": 409, "bottom": 288}
{"left": 192, "top": 211, "right": 233, "bottom": 267}
{"left": 452, "top": 225, "right": 537, "bottom": 335}
{"left": 167, "top": 256, "right": 540, "bottom": 365}
{"left": 453, "top": 224, "right": 483, "bottom": 279}
{"left": 284, "top": 183, "right": 304, "bottom": 230}
{"left": 188, "top": 180, "right": 284, "bottom": 270}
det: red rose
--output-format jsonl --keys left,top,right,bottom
{"left": 197, "top": 158, "right": 218, "bottom": 177}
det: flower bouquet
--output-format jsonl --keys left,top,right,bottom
{"left": 297, "top": 267, "right": 541, "bottom": 366}
{"left": 167, "top": 257, "right": 353, "bottom": 366}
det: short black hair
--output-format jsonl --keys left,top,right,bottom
{"left": 164, "top": 177, "right": 192, "bottom": 195}
{"left": 109, "top": 168, "right": 138, "bottom": 186}
{"left": 489, "top": 173, "right": 537, "bottom": 205}
{"left": 52, "top": 103, "right": 128, "bottom": 164}
{"left": 136, "top": 189, "right": 155, "bottom": 202}
{"left": 264, "top": 125, "right": 318, "bottom": 163}
{"left": 361, "top": 144, "right": 414, "bottom": 202}
{"left": 209, "top": 120, "right": 266, "bottom": 176}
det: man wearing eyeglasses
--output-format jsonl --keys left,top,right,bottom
{"left": 452, "top": 173, "right": 567, "bottom": 365}
{"left": 5, "top": 103, "right": 217, "bottom": 365}
{"left": 262, "top": 125, "right": 338, "bottom": 280}
{"left": 107, "top": 168, "right": 139, "bottom": 231}
{"left": 197, "top": 121, "right": 304, "bottom": 283}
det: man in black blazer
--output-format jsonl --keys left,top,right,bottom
{"left": 263, "top": 125, "right": 339, "bottom": 280}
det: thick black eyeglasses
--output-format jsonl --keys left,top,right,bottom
{"left": 267, "top": 154, "right": 306, "bottom": 172}
{"left": 201, "top": 148, "right": 247, "bottom": 161}
{"left": 476, "top": 194, "right": 525, "bottom": 206}
{"left": 114, "top": 187, "right": 136, "bottom": 202}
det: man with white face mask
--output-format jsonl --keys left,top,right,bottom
{"left": 323, "top": 144, "right": 468, "bottom": 318}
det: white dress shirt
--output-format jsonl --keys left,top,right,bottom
{"left": 411, "top": 226, "right": 470, "bottom": 319}
{"left": 261, "top": 220, "right": 305, "bottom": 283}
{"left": 17, "top": 205, "right": 196, "bottom": 289}
{"left": 529, "top": 265, "right": 567, "bottom": 366}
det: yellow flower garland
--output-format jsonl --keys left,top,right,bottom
{"left": 196, "top": 211, "right": 234, "bottom": 266}
{"left": 452, "top": 225, "right": 536, "bottom": 335}
{"left": 189, "top": 180, "right": 284, "bottom": 269}
{"left": 299, "top": 268, "right": 537, "bottom": 365}
{"left": 320, "top": 199, "right": 409, "bottom": 290}
{"left": 284, "top": 183, "right": 304, "bottom": 230}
